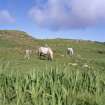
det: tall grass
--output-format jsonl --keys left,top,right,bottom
{"left": 0, "top": 62, "right": 105, "bottom": 105}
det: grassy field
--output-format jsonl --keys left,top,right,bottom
{"left": 0, "top": 30, "right": 105, "bottom": 105}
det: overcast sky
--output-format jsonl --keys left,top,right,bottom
{"left": 0, "top": 0, "right": 105, "bottom": 42}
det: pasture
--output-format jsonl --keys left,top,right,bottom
{"left": 0, "top": 36, "right": 105, "bottom": 105}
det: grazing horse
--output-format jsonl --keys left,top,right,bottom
{"left": 67, "top": 48, "right": 74, "bottom": 56}
{"left": 38, "top": 47, "right": 53, "bottom": 60}
{"left": 24, "top": 49, "right": 32, "bottom": 59}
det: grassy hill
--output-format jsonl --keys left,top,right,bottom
{"left": 0, "top": 30, "right": 35, "bottom": 48}
{"left": 0, "top": 29, "right": 104, "bottom": 48}
{"left": 0, "top": 30, "right": 105, "bottom": 105}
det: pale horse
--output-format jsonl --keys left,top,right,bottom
{"left": 38, "top": 47, "right": 53, "bottom": 60}
{"left": 24, "top": 49, "right": 32, "bottom": 59}
{"left": 67, "top": 48, "right": 74, "bottom": 56}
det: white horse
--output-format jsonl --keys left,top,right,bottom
{"left": 67, "top": 48, "right": 74, "bottom": 56}
{"left": 24, "top": 49, "right": 32, "bottom": 59}
{"left": 38, "top": 47, "right": 53, "bottom": 60}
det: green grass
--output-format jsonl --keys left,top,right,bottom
{"left": 0, "top": 61, "right": 105, "bottom": 105}
{"left": 0, "top": 30, "right": 105, "bottom": 105}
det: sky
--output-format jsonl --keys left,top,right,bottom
{"left": 0, "top": 0, "right": 105, "bottom": 42}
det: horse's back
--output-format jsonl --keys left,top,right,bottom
{"left": 39, "top": 47, "right": 49, "bottom": 54}
{"left": 68, "top": 48, "right": 73, "bottom": 50}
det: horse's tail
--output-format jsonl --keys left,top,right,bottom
{"left": 48, "top": 48, "right": 53, "bottom": 60}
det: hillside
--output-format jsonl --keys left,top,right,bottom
{"left": 0, "top": 30, "right": 104, "bottom": 48}
{"left": 0, "top": 30, "right": 35, "bottom": 48}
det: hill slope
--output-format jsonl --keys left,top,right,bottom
{"left": 0, "top": 30, "right": 35, "bottom": 48}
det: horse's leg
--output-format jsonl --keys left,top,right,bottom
{"left": 71, "top": 50, "right": 73, "bottom": 56}
{"left": 39, "top": 53, "right": 42, "bottom": 59}
{"left": 49, "top": 53, "right": 52, "bottom": 61}
{"left": 47, "top": 53, "right": 50, "bottom": 60}
{"left": 40, "top": 54, "right": 42, "bottom": 59}
{"left": 47, "top": 55, "right": 50, "bottom": 60}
